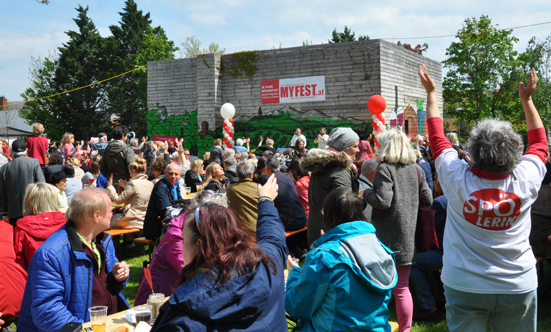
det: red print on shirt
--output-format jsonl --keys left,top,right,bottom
{"left": 463, "top": 189, "right": 521, "bottom": 231}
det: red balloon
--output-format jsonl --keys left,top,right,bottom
{"left": 368, "top": 95, "right": 387, "bottom": 115}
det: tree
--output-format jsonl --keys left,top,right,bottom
{"left": 105, "top": 0, "right": 178, "bottom": 135}
{"left": 328, "top": 26, "right": 369, "bottom": 43}
{"left": 54, "top": 5, "right": 108, "bottom": 140}
{"left": 20, "top": 52, "right": 68, "bottom": 139}
{"left": 443, "top": 15, "right": 519, "bottom": 123}
{"left": 179, "top": 35, "right": 225, "bottom": 58}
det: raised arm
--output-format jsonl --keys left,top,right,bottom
{"left": 419, "top": 65, "right": 452, "bottom": 160}
{"left": 520, "top": 68, "right": 548, "bottom": 162}
{"left": 521, "top": 68, "right": 543, "bottom": 131}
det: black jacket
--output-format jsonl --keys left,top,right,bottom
{"left": 184, "top": 170, "right": 202, "bottom": 193}
{"left": 143, "top": 178, "right": 182, "bottom": 240}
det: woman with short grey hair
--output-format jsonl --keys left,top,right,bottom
{"left": 420, "top": 66, "right": 547, "bottom": 332}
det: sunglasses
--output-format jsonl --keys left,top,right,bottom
{"left": 198, "top": 190, "right": 225, "bottom": 200}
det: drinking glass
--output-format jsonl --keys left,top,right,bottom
{"left": 147, "top": 293, "right": 165, "bottom": 322}
{"left": 185, "top": 187, "right": 191, "bottom": 196}
{"left": 134, "top": 305, "right": 152, "bottom": 326}
{"left": 88, "top": 306, "right": 107, "bottom": 332}
{"left": 196, "top": 185, "right": 203, "bottom": 193}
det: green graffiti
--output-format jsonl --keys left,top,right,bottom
{"left": 147, "top": 105, "right": 370, "bottom": 157}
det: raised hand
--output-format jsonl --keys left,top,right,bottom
{"left": 257, "top": 174, "right": 278, "bottom": 201}
{"left": 519, "top": 68, "right": 538, "bottom": 102}
{"left": 107, "top": 174, "right": 114, "bottom": 187}
{"left": 418, "top": 65, "right": 435, "bottom": 93}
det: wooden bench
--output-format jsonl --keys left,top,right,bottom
{"left": 285, "top": 226, "right": 308, "bottom": 238}
{"left": 134, "top": 237, "right": 158, "bottom": 261}
{"left": 105, "top": 228, "right": 141, "bottom": 237}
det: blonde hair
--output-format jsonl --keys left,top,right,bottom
{"left": 203, "top": 152, "right": 211, "bottom": 160}
{"left": 61, "top": 132, "right": 74, "bottom": 146}
{"left": 69, "top": 157, "right": 80, "bottom": 167}
{"left": 376, "top": 129, "right": 417, "bottom": 164}
{"left": 190, "top": 159, "right": 203, "bottom": 176}
{"left": 204, "top": 163, "right": 215, "bottom": 183}
{"left": 446, "top": 132, "right": 460, "bottom": 146}
{"left": 32, "top": 123, "right": 44, "bottom": 136}
{"left": 23, "top": 183, "right": 58, "bottom": 216}
{"left": 129, "top": 157, "right": 147, "bottom": 174}
{"left": 266, "top": 138, "right": 274, "bottom": 146}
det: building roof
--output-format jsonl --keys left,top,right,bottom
{"left": 0, "top": 126, "right": 33, "bottom": 137}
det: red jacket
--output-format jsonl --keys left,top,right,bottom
{"left": 295, "top": 176, "right": 310, "bottom": 221}
{"left": 0, "top": 221, "right": 27, "bottom": 327}
{"left": 14, "top": 212, "right": 66, "bottom": 271}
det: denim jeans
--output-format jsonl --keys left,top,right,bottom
{"left": 444, "top": 285, "right": 537, "bottom": 332}
{"left": 409, "top": 249, "right": 444, "bottom": 310}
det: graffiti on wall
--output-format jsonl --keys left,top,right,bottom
{"left": 147, "top": 105, "right": 371, "bottom": 157}
{"left": 388, "top": 98, "right": 426, "bottom": 138}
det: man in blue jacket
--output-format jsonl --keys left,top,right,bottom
{"left": 18, "top": 188, "right": 130, "bottom": 332}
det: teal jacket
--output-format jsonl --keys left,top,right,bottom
{"left": 285, "top": 221, "right": 397, "bottom": 332}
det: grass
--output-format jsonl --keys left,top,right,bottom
{"left": 117, "top": 246, "right": 551, "bottom": 331}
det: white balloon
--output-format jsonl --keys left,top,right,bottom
{"left": 224, "top": 133, "right": 229, "bottom": 138}
{"left": 224, "top": 119, "right": 229, "bottom": 124}
{"left": 220, "top": 103, "right": 236, "bottom": 119}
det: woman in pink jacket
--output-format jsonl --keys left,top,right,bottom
{"left": 135, "top": 191, "right": 228, "bottom": 304}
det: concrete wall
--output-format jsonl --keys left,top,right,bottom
{"left": 146, "top": 39, "right": 442, "bottom": 155}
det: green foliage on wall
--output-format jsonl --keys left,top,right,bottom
{"left": 222, "top": 51, "right": 258, "bottom": 81}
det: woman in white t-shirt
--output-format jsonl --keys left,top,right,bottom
{"left": 419, "top": 66, "right": 547, "bottom": 332}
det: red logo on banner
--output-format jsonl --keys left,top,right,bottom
{"left": 463, "top": 189, "right": 521, "bottom": 231}
{"left": 261, "top": 79, "right": 280, "bottom": 104}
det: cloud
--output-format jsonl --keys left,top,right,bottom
{"left": 188, "top": 12, "right": 228, "bottom": 27}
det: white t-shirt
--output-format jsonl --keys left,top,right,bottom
{"left": 316, "top": 134, "right": 329, "bottom": 149}
{"left": 436, "top": 148, "right": 545, "bottom": 294}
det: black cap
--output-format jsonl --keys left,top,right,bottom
{"left": 12, "top": 140, "right": 26, "bottom": 153}
{"left": 49, "top": 171, "right": 67, "bottom": 185}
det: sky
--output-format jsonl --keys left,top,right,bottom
{"left": 1, "top": 0, "right": 551, "bottom": 103}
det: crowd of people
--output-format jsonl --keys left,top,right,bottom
{"left": 0, "top": 65, "right": 549, "bottom": 332}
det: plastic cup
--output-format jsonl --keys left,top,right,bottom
{"left": 196, "top": 185, "right": 203, "bottom": 193}
{"left": 88, "top": 306, "right": 107, "bottom": 332}
{"left": 185, "top": 187, "right": 191, "bottom": 196}
{"left": 147, "top": 293, "right": 165, "bottom": 322}
{"left": 134, "top": 304, "right": 152, "bottom": 326}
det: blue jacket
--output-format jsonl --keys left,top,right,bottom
{"left": 144, "top": 177, "right": 182, "bottom": 240}
{"left": 151, "top": 202, "right": 288, "bottom": 332}
{"left": 18, "top": 222, "right": 129, "bottom": 332}
{"left": 285, "top": 221, "right": 397, "bottom": 332}
{"left": 417, "top": 158, "right": 433, "bottom": 191}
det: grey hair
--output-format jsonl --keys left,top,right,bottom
{"left": 236, "top": 160, "right": 255, "bottom": 180}
{"left": 189, "top": 190, "right": 228, "bottom": 209}
{"left": 224, "top": 157, "right": 237, "bottom": 166}
{"left": 144, "top": 141, "right": 153, "bottom": 150}
{"left": 130, "top": 138, "right": 139, "bottom": 146}
{"left": 266, "top": 157, "right": 280, "bottom": 172}
{"left": 361, "top": 159, "right": 379, "bottom": 177}
{"left": 223, "top": 148, "right": 235, "bottom": 160}
{"left": 467, "top": 119, "right": 523, "bottom": 174}
{"left": 66, "top": 188, "right": 108, "bottom": 223}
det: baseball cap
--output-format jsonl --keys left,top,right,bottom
{"left": 12, "top": 140, "right": 27, "bottom": 153}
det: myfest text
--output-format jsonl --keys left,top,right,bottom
{"left": 261, "top": 76, "right": 326, "bottom": 104}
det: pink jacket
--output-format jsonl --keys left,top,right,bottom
{"left": 135, "top": 212, "right": 187, "bottom": 305}
{"left": 295, "top": 176, "right": 310, "bottom": 221}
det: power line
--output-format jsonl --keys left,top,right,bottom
{"left": 4, "top": 64, "right": 147, "bottom": 107}
{"left": 379, "top": 20, "right": 551, "bottom": 40}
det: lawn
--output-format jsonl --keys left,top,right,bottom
{"left": 118, "top": 248, "right": 551, "bottom": 332}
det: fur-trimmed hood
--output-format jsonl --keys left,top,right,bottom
{"left": 300, "top": 149, "right": 352, "bottom": 174}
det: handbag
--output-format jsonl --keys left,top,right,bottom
{"left": 415, "top": 166, "right": 439, "bottom": 250}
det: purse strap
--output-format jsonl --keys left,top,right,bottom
{"left": 415, "top": 165, "right": 428, "bottom": 209}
